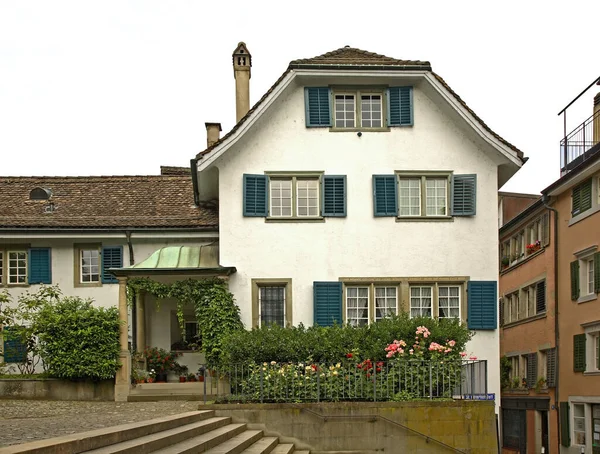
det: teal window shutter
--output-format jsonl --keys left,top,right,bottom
{"left": 570, "top": 260, "right": 580, "bottom": 301}
{"left": 322, "top": 175, "right": 346, "bottom": 217}
{"left": 373, "top": 175, "right": 397, "bottom": 216}
{"left": 243, "top": 174, "right": 268, "bottom": 217}
{"left": 101, "top": 246, "right": 122, "bottom": 284}
{"left": 594, "top": 252, "right": 600, "bottom": 293}
{"left": 305, "top": 87, "right": 331, "bottom": 127}
{"left": 451, "top": 174, "right": 477, "bottom": 216}
{"left": 467, "top": 281, "right": 497, "bottom": 330}
{"left": 2, "top": 326, "right": 27, "bottom": 363}
{"left": 572, "top": 179, "right": 592, "bottom": 215}
{"left": 573, "top": 333, "right": 586, "bottom": 372}
{"left": 27, "top": 248, "right": 51, "bottom": 284}
{"left": 313, "top": 281, "right": 342, "bottom": 327}
{"left": 387, "top": 87, "right": 413, "bottom": 126}
{"left": 559, "top": 402, "right": 570, "bottom": 447}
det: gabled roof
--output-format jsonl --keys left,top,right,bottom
{"left": 289, "top": 46, "right": 431, "bottom": 70}
{"left": 0, "top": 175, "right": 217, "bottom": 230}
{"left": 196, "top": 46, "right": 525, "bottom": 164}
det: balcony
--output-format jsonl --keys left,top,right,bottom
{"left": 560, "top": 108, "right": 600, "bottom": 174}
{"left": 559, "top": 76, "right": 600, "bottom": 175}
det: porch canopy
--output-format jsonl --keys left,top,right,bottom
{"left": 110, "top": 244, "right": 236, "bottom": 401}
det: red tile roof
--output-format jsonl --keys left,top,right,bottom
{"left": 0, "top": 175, "right": 217, "bottom": 230}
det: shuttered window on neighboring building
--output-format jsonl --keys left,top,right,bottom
{"left": 526, "top": 352, "right": 538, "bottom": 388}
{"left": 313, "top": 282, "right": 343, "bottom": 327}
{"left": 535, "top": 280, "right": 546, "bottom": 313}
{"left": 574, "top": 333, "right": 586, "bottom": 372}
{"left": 546, "top": 348, "right": 556, "bottom": 388}
{"left": 560, "top": 402, "right": 570, "bottom": 447}
{"left": 101, "top": 246, "right": 123, "bottom": 284}
{"left": 27, "top": 247, "right": 52, "bottom": 284}
{"left": 571, "top": 178, "right": 593, "bottom": 216}
{"left": 595, "top": 252, "right": 600, "bottom": 294}
{"left": 571, "top": 260, "right": 580, "bottom": 301}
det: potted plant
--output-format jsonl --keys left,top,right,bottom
{"left": 535, "top": 377, "right": 547, "bottom": 393}
{"left": 511, "top": 377, "right": 520, "bottom": 389}
{"left": 526, "top": 240, "right": 542, "bottom": 255}
{"left": 501, "top": 256, "right": 510, "bottom": 269}
{"left": 143, "top": 347, "right": 182, "bottom": 383}
{"left": 177, "top": 365, "right": 189, "bottom": 383}
{"left": 187, "top": 372, "right": 197, "bottom": 382}
{"left": 147, "top": 369, "right": 156, "bottom": 383}
{"left": 197, "top": 365, "right": 206, "bottom": 382}
{"left": 132, "top": 368, "right": 149, "bottom": 384}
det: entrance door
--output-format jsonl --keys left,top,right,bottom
{"left": 541, "top": 410, "right": 549, "bottom": 453}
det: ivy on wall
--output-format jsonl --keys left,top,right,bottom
{"left": 126, "top": 277, "right": 243, "bottom": 367}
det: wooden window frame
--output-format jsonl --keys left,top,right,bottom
{"left": 572, "top": 402, "right": 586, "bottom": 447}
{"left": 396, "top": 172, "right": 452, "bottom": 219}
{"left": 74, "top": 244, "right": 102, "bottom": 288}
{"left": 437, "top": 285, "right": 461, "bottom": 319}
{"left": 330, "top": 88, "right": 388, "bottom": 131}
{"left": 265, "top": 172, "right": 324, "bottom": 221}
{"left": 251, "top": 278, "right": 292, "bottom": 328}
{"left": 7, "top": 250, "right": 28, "bottom": 286}
{"left": 374, "top": 286, "right": 398, "bottom": 321}
{"left": 0, "top": 245, "right": 31, "bottom": 287}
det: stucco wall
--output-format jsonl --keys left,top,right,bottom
{"left": 209, "top": 401, "right": 498, "bottom": 454}
{"left": 212, "top": 79, "right": 502, "bottom": 407}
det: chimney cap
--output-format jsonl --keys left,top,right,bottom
{"left": 205, "top": 122, "right": 222, "bottom": 131}
{"left": 233, "top": 42, "right": 252, "bottom": 57}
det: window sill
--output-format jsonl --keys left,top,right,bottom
{"left": 3, "top": 283, "right": 30, "bottom": 288}
{"left": 583, "top": 371, "right": 600, "bottom": 376}
{"left": 329, "top": 127, "right": 391, "bottom": 133}
{"left": 500, "top": 247, "right": 545, "bottom": 275}
{"left": 395, "top": 216, "right": 454, "bottom": 223}
{"left": 74, "top": 282, "right": 103, "bottom": 288}
{"left": 502, "top": 312, "right": 547, "bottom": 329}
{"left": 577, "top": 293, "right": 598, "bottom": 304}
{"left": 569, "top": 204, "right": 600, "bottom": 226}
{"left": 265, "top": 217, "right": 325, "bottom": 223}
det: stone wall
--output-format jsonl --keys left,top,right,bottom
{"left": 208, "top": 400, "right": 497, "bottom": 454}
{"left": 0, "top": 379, "right": 114, "bottom": 401}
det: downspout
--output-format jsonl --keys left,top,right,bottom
{"left": 126, "top": 230, "right": 137, "bottom": 352}
{"left": 190, "top": 158, "right": 200, "bottom": 207}
{"left": 542, "top": 194, "right": 560, "bottom": 446}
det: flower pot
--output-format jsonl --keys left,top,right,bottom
{"left": 147, "top": 377, "right": 155, "bottom": 383}
{"left": 136, "top": 379, "right": 145, "bottom": 384}
{"left": 198, "top": 376, "right": 204, "bottom": 382}
{"left": 179, "top": 376, "right": 186, "bottom": 383}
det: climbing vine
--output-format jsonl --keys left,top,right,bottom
{"left": 126, "top": 278, "right": 243, "bottom": 367}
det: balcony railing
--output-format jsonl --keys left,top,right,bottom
{"left": 560, "top": 108, "right": 600, "bottom": 174}
{"left": 199, "top": 359, "right": 489, "bottom": 404}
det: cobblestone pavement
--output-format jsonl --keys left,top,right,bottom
{"left": 0, "top": 400, "right": 200, "bottom": 447}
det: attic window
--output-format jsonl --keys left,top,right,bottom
{"left": 29, "top": 187, "right": 52, "bottom": 201}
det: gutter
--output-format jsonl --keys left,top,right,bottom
{"left": 542, "top": 193, "right": 560, "bottom": 445}
{"left": 190, "top": 158, "right": 200, "bottom": 206}
{"left": 125, "top": 230, "right": 137, "bottom": 352}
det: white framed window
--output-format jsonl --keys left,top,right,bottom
{"left": 374, "top": 286, "right": 397, "bottom": 321}
{"left": 346, "top": 286, "right": 369, "bottom": 326}
{"left": 526, "top": 285, "right": 535, "bottom": 318}
{"left": 573, "top": 403, "right": 586, "bottom": 446}
{"left": 438, "top": 286, "right": 460, "bottom": 318}
{"left": 270, "top": 179, "right": 293, "bottom": 218}
{"left": 596, "top": 335, "right": 600, "bottom": 371}
{"left": 8, "top": 251, "right": 27, "bottom": 284}
{"left": 398, "top": 178, "right": 421, "bottom": 216}
{"left": 80, "top": 249, "right": 100, "bottom": 283}
{"left": 509, "top": 356, "right": 520, "bottom": 382}
{"left": 397, "top": 174, "right": 450, "bottom": 218}
{"left": 587, "top": 258, "right": 595, "bottom": 295}
{"left": 360, "top": 94, "right": 382, "bottom": 128}
{"left": 510, "top": 292, "right": 519, "bottom": 323}
{"left": 426, "top": 178, "right": 447, "bottom": 216}
{"left": 258, "top": 286, "right": 285, "bottom": 327}
{"left": 296, "top": 179, "right": 319, "bottom": 217}
{"left": 334, "top": 94, "right": 356, "bottom": 128}
{"left": 410, "top": 286, "right": 432, "bottom": 318}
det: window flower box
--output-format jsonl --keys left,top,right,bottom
{"left": 526, "top": 241, "right": 541, "bottom": 255}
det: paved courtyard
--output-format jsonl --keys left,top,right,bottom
{"left": 0, "top": 400, "right": 200, "bottom": 447}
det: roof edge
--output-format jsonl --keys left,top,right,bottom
{"left": 499, "top": 198, "right": 544, "bottom": 235}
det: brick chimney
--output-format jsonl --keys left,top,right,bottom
{"left": 232, "top": 42, "right": 251, "bottom": 123}
{"left": 594, "top": 92, "right": 600, "bottom": 145}
{"left": 205, "top": 122, "right": 222, "bottom": 148}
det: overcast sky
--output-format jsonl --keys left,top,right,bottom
{"left": 1, "top": 1, "right": 599, "bottom": 194}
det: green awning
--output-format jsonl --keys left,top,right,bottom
{"left": 109, "top": 244, "right": 236, "bottom": 277}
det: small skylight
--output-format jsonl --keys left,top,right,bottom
{"left": 30, "top": 187, "right": 52, "bottom": 200}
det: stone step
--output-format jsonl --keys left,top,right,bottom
{"left": 0, "top": 411, "right": 216, "bottom": 454}
{"left": 83, "top": 417, "right": 232, "bottom": 454}
{"left": 270, "top": 445, "right": 296, "bottom": 454}
{"left": 241, "top": 437, "right": 279, "bottom": 453}
{"left": 150, "top": 424, "right": 248, "bottom": 454}
{"left": 204, "top": 430, "right": 264, "bottom": 454}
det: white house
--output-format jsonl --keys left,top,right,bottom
{"left": 192, "top": 43, "right": 526, "bottom": 408}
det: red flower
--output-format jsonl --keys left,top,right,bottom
{"left": 346, "top": 353, "right": 353, "bottom": 358}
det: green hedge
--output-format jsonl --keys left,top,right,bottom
{"left": 220, "top": 313, "right": 472, "bottom": 365}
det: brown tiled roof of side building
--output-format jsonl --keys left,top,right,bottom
{"left": 196, "top": 46, "right": 525, "bottom": 164}
{"left": 160, "top": 166, "right": 191, "bottom": 175}
{"left": 0, "top": 175, "right": 217, "bottom": 230}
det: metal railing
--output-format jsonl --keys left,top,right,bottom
{"left": 200, "top": 359, "right": 488, "bottom": 404}
{"left": 560, "top": 108, "right": 600, "bottom": 172}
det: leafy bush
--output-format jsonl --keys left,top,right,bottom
{"left": 34, "top": 294, "right": 121, "bottom": 380}
{"left": 220, "top": 313, "right": 473, "bottom": 366}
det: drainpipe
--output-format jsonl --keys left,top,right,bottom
{"left": 190, "top": 158, "right": 200, "bottom": 207}
{"left": 126, "top": 231, "right": 137, "bottom": 352}
{"left": 542, "top": 194, "right": 560, "bottom": 446}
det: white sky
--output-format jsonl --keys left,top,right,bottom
{"left": 1, "top": 1, "right": 599, "bottom": 194}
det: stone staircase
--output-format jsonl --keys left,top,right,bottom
{"left": 0, "top": 411, "right": 308, "bottom": 454}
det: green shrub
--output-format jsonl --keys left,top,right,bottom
{"left": 35, "top": 296, "right": 121, "bottom": 380}
{"left": 220, "top": 313, "right": 473, "bottom": 366}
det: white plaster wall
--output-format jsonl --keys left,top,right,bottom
{"left": 213, "top": 79, "right": 501, "bottom": 406}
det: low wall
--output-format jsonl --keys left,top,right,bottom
{"left": 0, "top": 379, "right": 114, "bottom": 401}
{"left": 208, "top": 401, "right": 498, "bottom": 454}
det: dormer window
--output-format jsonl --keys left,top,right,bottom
{"left": 333, "top": 91, "right": 383, "bottom": 129}
{"left": 29, "top": 187, "right": 52, "bottom": 200}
